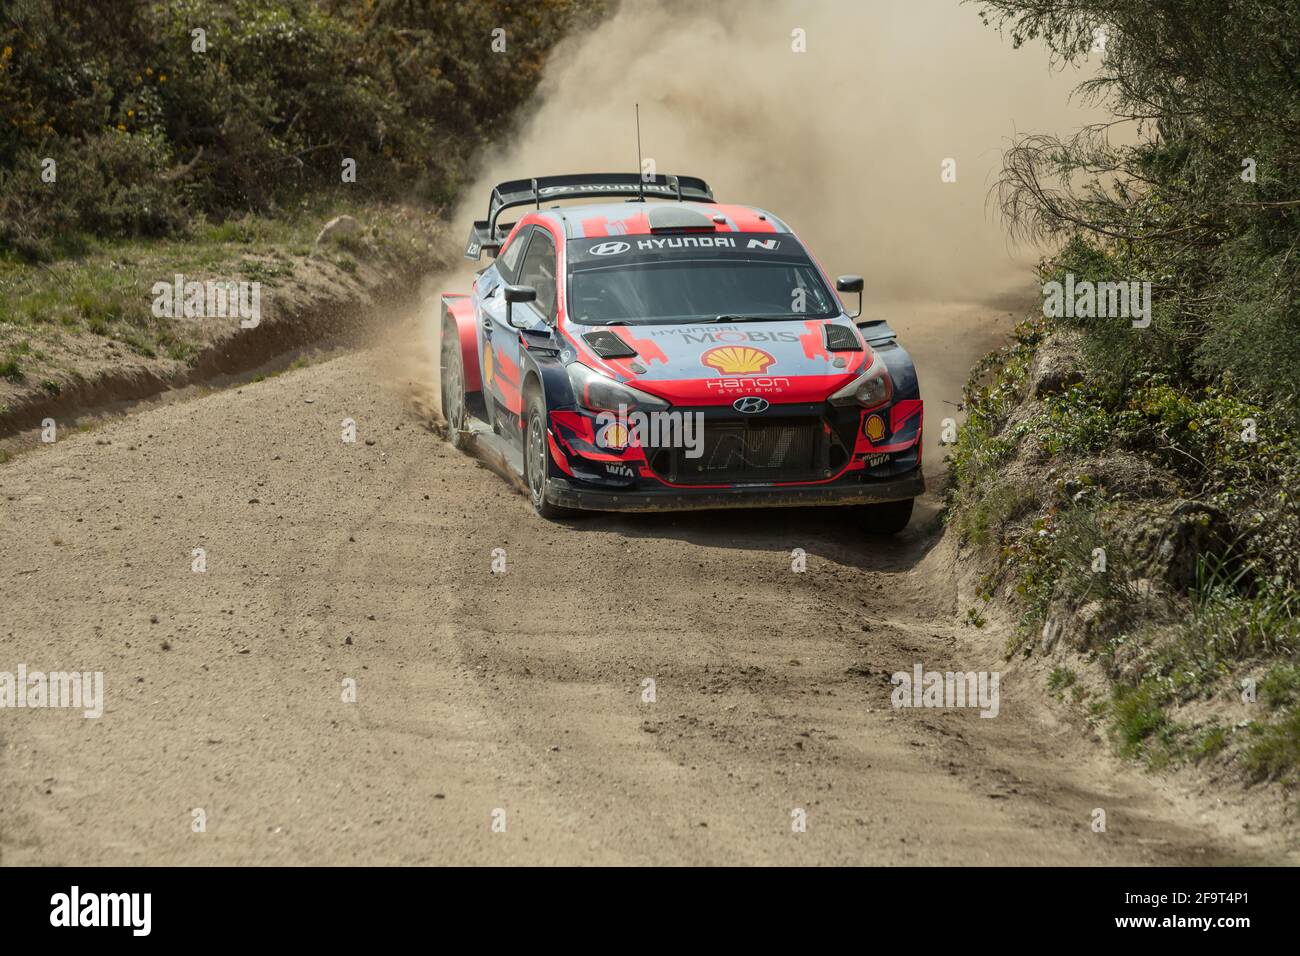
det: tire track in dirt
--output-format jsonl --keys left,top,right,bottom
{"left": 0, "top": 306, "right": 1286, "bottom": 865}
{"left": 433, "top": 499, "right": 1256, "bottom": 864}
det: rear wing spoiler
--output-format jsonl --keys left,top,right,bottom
{"left": 464, "top": 172, "right": 714, "bottom": 260}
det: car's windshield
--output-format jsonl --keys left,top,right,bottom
{"left": 565, "top": 234, "right": 840, "bottom": 325}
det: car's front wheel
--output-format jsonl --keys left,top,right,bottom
{"left": 523, "top": 387, "right": 575, "bottom": 520}
{"left": 857, "top": 498, "right": 914, "bottom": 535}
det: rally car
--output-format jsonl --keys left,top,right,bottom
{"left": 439, "top": 172, "right": 924, "bottom": 532}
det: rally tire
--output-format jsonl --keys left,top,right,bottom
{"left": 523, "top": 388, "right": 576, "bottom": 520}
{"left": 440, "top": 319, "right": 470, "bottom": 450}
{"left": 858, "top": 498, "right": 914, "bottom": 535}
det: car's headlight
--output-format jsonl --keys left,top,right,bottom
{"left": 828, "top": 353, "right": 893, "bottom": 409}
{"left": 566, "top": 362, "right": 669, "bottom": 413}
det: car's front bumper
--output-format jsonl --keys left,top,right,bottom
{"left": 546, "top": 468, "right": 924, "bottom": 513}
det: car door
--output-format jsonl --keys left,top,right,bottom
{"left": 477, "top": 225, "right": 533, "bottom": 423}
{"left": 489, "top": 225, "right": 557, "bottom": 438}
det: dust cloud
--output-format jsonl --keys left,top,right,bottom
{"left": 417, "top": 0, "right": 1103, "bottom": 437}
{"left": 461, "top": 0, "right": 1099, "bottom": 299}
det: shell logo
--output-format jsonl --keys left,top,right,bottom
{"left": 864, "top": 413, "right": 886, "bottom": 442}
{"left": 701, "top": 346, "right": 776, "bottom": 376}
{"left": 597, "top": 422, "right": 630, "bottom": 450}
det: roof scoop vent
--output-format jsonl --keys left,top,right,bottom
{"left": 647, "top": 205, "right": 718, "bottom": 233}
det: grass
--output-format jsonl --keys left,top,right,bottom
{"left": 1259, "top": 664, "right": 1300, "bottom": 709}
{"left": 949, "top": 315, "right": 1300, "bottom": 787}
{"left": 1188, "top": 722, "right": 1229, "bottom": 763}
{"left": 945, "top": 318, "right": 1040, "bottom": 504}
{"left": 1184, "top": 574, "right": 1300, "bottom": 660}
{"left": 1047, "top": 666, "right": 1077, "bottom": 698}
{"left": 1242, "top": 707, "right": 1300, "bottom": 783}
{"left": 1110, "top": 684, "right": 1179, "bottom": 766}
{"left": 956, "top": 480, "right": 1038, "bottom": 547}
{"left": 0, "top": 201, "right": 441, "bottom": 395}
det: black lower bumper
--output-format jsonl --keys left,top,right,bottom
{"left": 546, "top": 469, "right": 925, "bottom": 513}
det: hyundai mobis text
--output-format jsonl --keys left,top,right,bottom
{"left": 440, "top": 173, "right": 924, "bottom": 532}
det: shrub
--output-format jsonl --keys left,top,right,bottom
{"left": 0, "top": 0, "right": 606, "bottom": 256}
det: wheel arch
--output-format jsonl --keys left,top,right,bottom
{"left": 522, "top": 367, "right": 543, "bottom": 402}
{"left": 441, "top": 294, "right": 481, "bottom": 394}
{"left": 520, "top": 348, "right": 574, "bottom": 417}
{"left": 875, "top": 341, "right": 920, "bottom": 402}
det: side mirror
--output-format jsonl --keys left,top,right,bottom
{"left": 504, "top": 284, "right": 537, "bottom": 329}
{"left": 482, "top": 242, "right": 501, "bottom": 259}
{"left": 836, "top": 275, "right": 864, "bottom": 318}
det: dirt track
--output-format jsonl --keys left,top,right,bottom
{"left": 0, "top": 298, "right": 1289, "bottom": 866}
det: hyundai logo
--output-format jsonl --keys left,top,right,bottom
{"left": 733, "top": 396, "right": 770, "bottom": 414}
{"left": 588, "top": 241, "right": 630, "bottom": 256}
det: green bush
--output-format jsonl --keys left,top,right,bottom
{"left": 978, "top": 0, "right": 1300, "bottom": 423}
{"left": 0, "top": 0, "right": 605, "bottom": 258}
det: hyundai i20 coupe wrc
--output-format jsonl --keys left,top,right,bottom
{"left": 439, "top": 173, "right": 924, "bottom": 532}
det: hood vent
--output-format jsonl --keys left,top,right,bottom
{"left": 582, "top": 330, "right": 638, "bottom": 359}
{"left": 823, "top": 323, "right": 863, "bottom": 352}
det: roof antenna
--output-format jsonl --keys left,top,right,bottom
{"left": 635, "top": 103, "right": 645, "bottom": 203}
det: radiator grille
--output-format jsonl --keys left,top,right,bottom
{"left": 651, "top": 420, "right": 821, "bottom": 483}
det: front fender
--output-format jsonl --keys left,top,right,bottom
{"left": 518, "top": 333, "right": 572, "bottom": 412}
{"left": 874, "top": 341, "right": 920, "bottom": 402}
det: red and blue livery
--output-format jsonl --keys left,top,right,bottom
{"left": 440, "top": 173, "right": 923, "bottom": 532}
